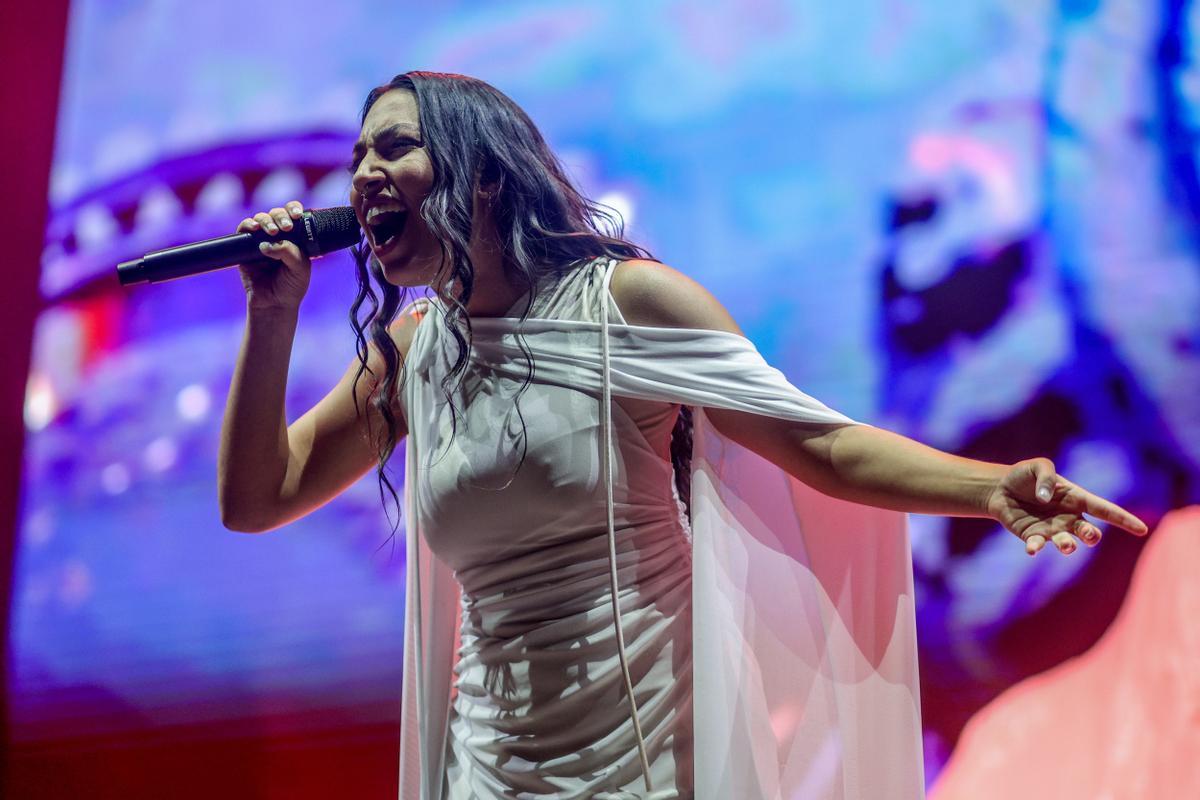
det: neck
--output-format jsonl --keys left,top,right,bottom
{"left": 457, "top": 206, "right": 526, "bottom": 318}
{"left": 462, "top": 249, "right": 525, "bottom": 318}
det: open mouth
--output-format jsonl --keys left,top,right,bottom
{"left": 366, "top": 209, "right": 408, "bottom": 252}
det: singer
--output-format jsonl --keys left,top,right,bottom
{"left": 216, "top": 71, "right": 1146, "bottom": 800}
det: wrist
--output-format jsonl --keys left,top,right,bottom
{"left": 246, "top": 301, "right": 301, "bottom": 319}
{"left": 976, "top": 461, "right": 1010, "bottom": 518}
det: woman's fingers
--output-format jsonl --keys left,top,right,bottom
{"left": 269, "top": 206, "right": 293, "bottom": 231}
{"left": 1025, "top": 529, "right": 1076, "bottom": 556}
{"left": 1025, "top": 516, "right": 1106, "bottom": 556}
{"left": 1059, "top": 483, "right": 1148, "bottom": 536}
{"left": 1026, "top": 528, "right": 1078, "bottom": 556}
{"left": 1027, "top": 458, "right": 1058, "bottom": 503}
{"left": 259, "top": 238, "right": 302, "bottom": 263}
{"left": 238, "top": 202, "right": 309, "bottom": 265}
{"left": 240, "top": 202, "right": 305, "bottom": 235}
{"left": 1050, "top": 531, "right": 1077, "bottom": 555}
{"left": 1075, "top": 518, "right": 1103, "bottom": 547}
{"left": 252, "top": 209, "right": 292, "bottom": 260}
{"left": 254, "top": 211, "right": 280, "bottom": 234}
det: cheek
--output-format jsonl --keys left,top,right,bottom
{"left": 394, "top": 167, "right": 436, "bottom": 236}
{"left": 395, "top": 154, "right": 434, "bottom": 196}
{"left": 396, "top": 164, "right": 432, "bottom": 189}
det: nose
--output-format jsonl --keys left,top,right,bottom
{"left": 352, "top": 155, "right": 386, "bottom": 198}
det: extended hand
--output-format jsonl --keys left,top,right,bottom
{"left": 985, "top": 458, "right": 1149, "bottom": 556}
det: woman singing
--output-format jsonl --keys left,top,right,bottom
{"left": 217, "top": 71, "right": 1147, "bottom": 800}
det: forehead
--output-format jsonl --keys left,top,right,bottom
{"left": 360, "top": 89, "right": 420, "bottom": 139}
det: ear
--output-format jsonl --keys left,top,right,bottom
{"left": 475, "top": 157, "right": 503, "bottom": 200}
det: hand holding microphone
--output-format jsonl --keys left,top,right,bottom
{"left": 236, "top": 201, "right": 317, "bottom": 312}
{"left": 115, "top": 201, "right": 361, "bottom": 312}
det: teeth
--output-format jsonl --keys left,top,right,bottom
{"left": 366, "top": 205, "right": 404, "bottom": 223}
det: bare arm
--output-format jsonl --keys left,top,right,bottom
{"left": 217, "top": 304, "right": 301, "bottom": 531}
{"left": 609, "top": 259, "right": 1148, "bottom": 554}
{"left": 218, "top": 302, "right": 422, "bottom": 533}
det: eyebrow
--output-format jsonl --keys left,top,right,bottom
{"left": 351, "top": 123, "right": 423, "bottom": 161}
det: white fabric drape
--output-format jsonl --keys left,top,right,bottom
{"left": 397, "top": 274, "right": 925, "bottom": 799}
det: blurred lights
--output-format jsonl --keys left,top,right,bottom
{"left": 76, "top": 202, "right": 119, "bottom": 250}
{"left": 100, "top": 463, "right": 132, "bottom": 495}
{"left": 311, "top": 168, "right": 352, "bottom": 208}
{"left": 59, "top": 560, "right": 94, "bottom": 608}
{"left": 136, "top": 184, "right": 184, "bottom": 230}
{"left": 176, "top": 383, "right": 212, "bottom": 421}
{"left": 24, "top": 373, "right": 57, "bottom": 431}
{"left": 252, "top": 167, "right": 306, "bottom": 209}
{"left": 23, "top": 509, "right": 55, "bottom": 548}
{"left": 596, "top": 191, "right": 635, "bottom": 232}
{"left": 195, "top": 172, "right": 245, "bottom": 214}
{"left": 143, "top": 436, "right": 179, "bottom": 473}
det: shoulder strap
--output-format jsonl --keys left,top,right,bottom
{"left": 598, "top": 253, "right": 654, "bottom": 792}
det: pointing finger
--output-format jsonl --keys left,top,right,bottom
{"left": 1060, "top": 484, "right": 1148, "bottom": 536}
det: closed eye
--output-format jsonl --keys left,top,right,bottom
{"left": 345, "top": 133, "right": 424, "bottom": 175}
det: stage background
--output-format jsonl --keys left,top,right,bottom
{"left": 6, "top": 1, "right": 1198, "bottom": 796}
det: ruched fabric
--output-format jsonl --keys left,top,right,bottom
{"left": 396, "top": 258, "right": 925, "bottom": 799}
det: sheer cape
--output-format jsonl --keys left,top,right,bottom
{"left": 396, "top": 270, "right": 925, "bottom": 799}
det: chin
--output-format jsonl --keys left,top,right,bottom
{"left": 379, "top": 253, "right": 441, "bottom": 289}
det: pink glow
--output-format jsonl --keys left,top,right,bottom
{"left": 932, "top": 507, "right": 1200, "bottom": 799}
{"left": 910, "top": 132, "right": 1021, "bottom": 222}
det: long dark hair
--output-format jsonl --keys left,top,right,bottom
{"left": 347, "top": 71, "right": 693, "bottom": 547}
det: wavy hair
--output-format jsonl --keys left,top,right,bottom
{"left": 346, "top": 71, "right": 693, "bottom": 549}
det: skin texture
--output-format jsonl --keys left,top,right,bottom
{"left": 223, "top": 91, "right": 1149, "bottom": 556}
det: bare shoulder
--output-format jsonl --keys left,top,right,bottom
{"left": 351, "top": 298, "right": 427, "bottom": 393}
{"left": 609, "top": 258, "right": 744, "bottom": 335}
{"left": 388, "top": 296, "right": 430, "bottom": 357}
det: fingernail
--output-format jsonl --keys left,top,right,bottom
{"left": 1063, "top": 544, "right": 1075, "bottom": 554}
{"left": 280, "top": 219, "right": 292, "bottom": 230}
{"left": 267, "top": 224, "right": 278, "bottom": 233}
{"left": 1037, "top": 486, "right": 1051, "bottom": 502}
{"left": 259, "top": 242, "right": 269, "bottom": 253}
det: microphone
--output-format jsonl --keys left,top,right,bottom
{"left": 116, "top": 206, "right": 361, "bottom": 286}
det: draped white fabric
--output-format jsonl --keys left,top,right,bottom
{"left": 397, "top": 260, "right": 925, "bottom": 799}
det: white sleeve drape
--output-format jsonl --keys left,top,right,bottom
{"left": 398, "top": 310, "right": 925, "bottom": 799}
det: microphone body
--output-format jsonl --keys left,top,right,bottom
{"left": 117, "top": 206, "right": 361, "bottom": 286}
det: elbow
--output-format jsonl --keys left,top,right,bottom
{"left": 220, "top": 510, "right": 260, "bottom": 533}
{"left": 218, "top": 477, "right": 280, "bottom": 532}
{"left": 219, "top": 501, "right": 274, "bottom": 534}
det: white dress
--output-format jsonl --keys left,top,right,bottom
{"left": 397, "top": 257, "right": 925, "bottom": 800}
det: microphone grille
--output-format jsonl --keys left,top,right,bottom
{"left": 310, "top": 206, "right": 363, "bottom": 254}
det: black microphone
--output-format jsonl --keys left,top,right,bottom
{"left": 116, "top": 206, "right": 361, "bottom": 286}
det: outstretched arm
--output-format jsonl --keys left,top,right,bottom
{"left": 609, "top": 259, "right": 1148, "bottom": 555}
